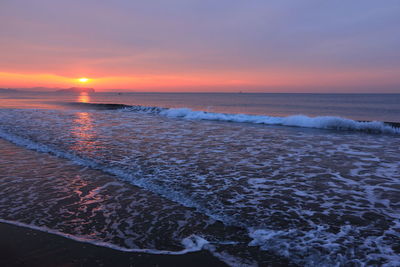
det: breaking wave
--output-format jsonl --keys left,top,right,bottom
{"left": 160, "top": 108, "right": 400, "bottom": 134}
{"left": 1, "top": 107, "right": 399, "bottom": 266}
{"left": 70, "top": 102, "right": 400, "bottom": 134}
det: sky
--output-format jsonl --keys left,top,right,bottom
{"left": 1, "top": 0, "right": 400, "bottom": 92}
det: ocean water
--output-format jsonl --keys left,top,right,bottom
{"left": 0, "top": 91, "right": 399, "bottom": 266}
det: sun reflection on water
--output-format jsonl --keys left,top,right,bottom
{"left": 78, "top": 92, "right": 90, "bottom": 103}
{"left": 71, "top": 111, "right": 96, "bottom": 153}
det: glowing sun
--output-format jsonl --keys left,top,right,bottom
{"left": 78, "top": 77, "right": 89, "bottom": 83}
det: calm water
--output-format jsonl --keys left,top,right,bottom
{"left": 0, "top": 91, "right": 399, "bottom": 266}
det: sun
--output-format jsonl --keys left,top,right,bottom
{"left": 78, "top": 77, "right": 89, "bottom": 83}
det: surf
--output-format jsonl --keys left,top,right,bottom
{"left": 66, "top": 102, "right": 400, "bottom": 134}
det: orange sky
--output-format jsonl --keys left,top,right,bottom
{"left": 1, "top": 1, "right": 399, "bottom": 92}
{"left": 1, "top": 69, "right": 399, "bottom": 93}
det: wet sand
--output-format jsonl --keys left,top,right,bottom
{"left": 0, "top": 222, "right": 227, "bottom": 267}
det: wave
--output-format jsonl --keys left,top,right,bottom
{"left": 248, "top": 226, "right": 400, "bottom": 266}
{"left": 0, "top": 128, "right": 233, "bottom": 225}
{"left": 160, "top": 108, "right": 400, "bottom": 134}
{"left": 0, "top": 217, "right": 251, "bottom": 266}
{"left": 0, "top": 219, "right": 209, "bottom": 255}
{"left": 0, "top": 130, "right": 251, "bottom": 266}
{"left": 67, "top": 102, "right": 133, "bottom": 110}
{"left": 68, "top": 102, "right": 400, "bottom": 134}
{"left": 1, "top": 120, "right": 398, "bottom": 266}
{"left": 67, "top": 102, "right": 167, "bottom": 113}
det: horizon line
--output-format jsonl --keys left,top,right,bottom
{"left": 1, "top": 88, "right": 400, "bottom": 95}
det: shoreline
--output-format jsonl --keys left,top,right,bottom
{"left": 0, "top": 222, "right": 227, "bottom": 267}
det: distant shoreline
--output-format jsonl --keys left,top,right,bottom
{"left": 1, "top": 88, "right": 400, "bottom": 94}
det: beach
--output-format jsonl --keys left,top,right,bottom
{"left": 2, "top": 0, "right": 400, "bottom": 265}
{"left": 0, "top": 92, "right": 399, "bottom": 266}
{"left": 0, "top": 222, "right": 227, "bottom": 267}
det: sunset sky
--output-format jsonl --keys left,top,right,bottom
{"left": 1, "top": 0, "right": 399, "bottom": 92}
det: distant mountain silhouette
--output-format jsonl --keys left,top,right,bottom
{"left": 56, "top": 87, "right": 95, "bottom": 93}
{"left": 0, "top": 88, "right": 19, "bottom": 93}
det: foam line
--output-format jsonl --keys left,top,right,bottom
{"left": 160, "top": 108, "right": 400, "bottom": 134}
{"left": 69, "top": 102, "right": 399, "bottom": 134}
{"left": 0, "top": 219, "right": 209, "bottom": 255}
{"left": 0, "top": 129, "right": 235, "bottom": 225}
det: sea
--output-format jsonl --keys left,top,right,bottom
{"left": 0, "top": 91, "right": 399, "bottom": 266}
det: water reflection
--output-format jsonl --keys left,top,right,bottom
{"left": 71, "top": 112, "right": 97, "bottom": 153}
{"left": 70, "top": 92, "right": 97, "bottom": 152}
{"left": 78, "top": 92, "right": 90, "bottom": 103}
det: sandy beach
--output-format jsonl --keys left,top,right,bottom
{"left": 0, "top": 222, "right": 227, "bottom": 267}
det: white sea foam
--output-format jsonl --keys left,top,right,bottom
{"left": 1, "top": 108, "right": 399, "bottom": 266}
{"left": 0, "top": 219, "right": 209, "bottom": 255}
{"left": 73, "top": 102, "right": 400, "bottom": 134}
{"left": 248, "top": 226, "right": 400, "bottom": 267}
{"left": 0, "top": 128, "right": 232, "bottom": 225}
{"left": 160, "top": 108, "right": 399, "bottom": 134}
